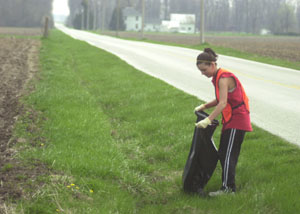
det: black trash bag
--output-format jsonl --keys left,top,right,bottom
{"left": 182, "top": 111, "right": 219, "bottom": 194}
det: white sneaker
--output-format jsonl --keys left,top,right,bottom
{"left": 208, "top": 190, "right": 225, "bottom": 197}
{"left": 208, "top": 189, "right": 235, "bottom": 197}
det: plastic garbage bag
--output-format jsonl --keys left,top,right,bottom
{"left": 182, "top": 111, "right": 219, "bottom": 194}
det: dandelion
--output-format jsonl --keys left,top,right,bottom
{"left": 89, "top": 189, "right": 94, "bottom": 193}
{"left": 71, "top": 183, "right": 75, "bottom": 186}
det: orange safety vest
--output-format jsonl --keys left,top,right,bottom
{"left": 215, "top": 69, "right": 250, "bottom": 124}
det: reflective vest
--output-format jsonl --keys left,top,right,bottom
{"left": 215, "top": 69, "right": 250, "bottom": 124}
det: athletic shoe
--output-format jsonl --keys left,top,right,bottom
{"left": 208, "top": 189, "right": 235, "bottom": 197}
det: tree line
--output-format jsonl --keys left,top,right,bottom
{"left": 0, "top": 0, "right": 53, "bottom": 27}
{"left": 68, "top": 0, "right": 300, "bottom": 35}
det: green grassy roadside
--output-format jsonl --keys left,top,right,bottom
{"left": 12, "top": 30, "right": 300, "bottom": 213}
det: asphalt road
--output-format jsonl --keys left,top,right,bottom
{"left": 57, "top": 24, "right": 300, "bottom": 146}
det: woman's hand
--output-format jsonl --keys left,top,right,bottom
{"left": 194, "top": 104, "right": 206, "bottom": 112}
{"left": 195, "top": 117, "right": 211, "bottom": 128}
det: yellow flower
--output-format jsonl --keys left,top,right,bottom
{"left": 56, "top": 209, "right": 60, "bottom": 212}
{"left": 89, "top": 189, "right": 94, "bottom": 193}
{"left": 67, "top": 185, "right": 71, "bottom": 188}
{"left": 41, "top": 143, "right": 44, "bottom": 146}
{"left": 71, "top": 183, "right": 75, "bottom": 186}
{"left": 76, "top": 187, "right": 79, "bottom": 190}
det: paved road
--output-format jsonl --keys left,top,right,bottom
{"left": 57, "top": 24, "right": 300, "bottom": 146}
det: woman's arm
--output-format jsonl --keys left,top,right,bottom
{"left": 195, "top": 99, "right": 218, "bottom": 112}
{"left": 204, "top": 99, "right": 218, "bottom": 109}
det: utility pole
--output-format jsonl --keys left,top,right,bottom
{"left": 93, "top": 0, "right": 97, "bottom": 30}
{"left": 81, "top": 6, "right": 84, "bottom": 29}
{"left": 87, "top": 0, "right": 90, "bottom": 30}
{"left": 101, "top": 0, "right": 106, "bottom": 31}
{"left": 200, "top": 0, "right": 205, "bottom": 44}
{"left": 116, "top": 0, "right": 120, "bottom": 36}
{"left": 141, "top": 0, "right": 145, "bottom": 39}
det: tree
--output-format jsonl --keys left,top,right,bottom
{"left": 145, "top": 0, "right": 161, "bottom": 22}
{"left": 0, "top": 0, "right": 52, "bottom": 27}
{"left": 67, "top": 0, "right": 299, "bottom": 34}
{"left": 297, "top": 0, "right": 300, "bottom": 32}
{"left": 277, "top": 2, "right": 297, "bottom": 33}
{"left": 109, "top": 6, "right": 125, "bottom": 30}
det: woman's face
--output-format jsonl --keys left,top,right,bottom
{"left": 197, "top": 62, "right": 216, "bottom": 78}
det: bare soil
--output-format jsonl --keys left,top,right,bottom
{"left": 103, "top": 31, "right": 300, "bottom": 63}
{"left": 0, "top": 29, "right": 49, "bottom": 212}
{"left": 0, "top": 27, "right": 42, "bottom": 36}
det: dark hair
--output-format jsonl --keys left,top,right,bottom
{"left": 196, "top": 48, "right": 218, "bottom": 65}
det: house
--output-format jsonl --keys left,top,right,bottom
{"left": 161, "top": 20, "right": 180, "bottom": 32}
{"left": 123, "top": 7, "right": 142, "bottom": 32}
{"left": 144, "top": 18, "right": 161, "bottom": 32}
{"left": 122, "top": 8, "right": 195, "bottom": 34}
{"left": 161, "top": 14, "right": 195, "bottom": 33}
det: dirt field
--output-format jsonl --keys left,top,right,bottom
{"left": 0, "top": 27, "right": 42, "bottom": 36}
{"left": 0, "top": 29, "right": 45, "bottom": 212}
{"left": 103, "top": 31, "right": 300, "bottom": 63}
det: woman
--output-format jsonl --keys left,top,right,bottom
{"left": 194, "top": 48, "right": 252, "bottom": 196}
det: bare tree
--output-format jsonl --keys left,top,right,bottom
{"left": 0, "top": 0, "right": 53, "bottom": 27}
{"left": 66, "top": 0, "right": 299, "bottom": 34}
{"left": 277, "top": 2, "right": 297, "bottom": 33}
{"left": 297, "top": 0, "right": 300, "bottom": 32}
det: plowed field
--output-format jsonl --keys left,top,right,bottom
{"left": 0, "top": 28, "right": 42, "bottom": 211}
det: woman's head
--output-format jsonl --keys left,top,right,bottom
{"left": 196, "top": 48, "right": 218, "bottom": 77}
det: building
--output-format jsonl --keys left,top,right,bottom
{"left": 122, "top": 8, "right": 195, "bottom": 34}
{"left": 161, "top": 14, "right": 196, "bottom": 33}
{"left": 123, "top": 7, "right": 142, "bottom": 32}
{"left": 144, "top": 18, "right": 161, "bottom": 32}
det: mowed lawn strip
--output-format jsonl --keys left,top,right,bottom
{"left": 15, "top": 30, "right": 300, "bottom": 213}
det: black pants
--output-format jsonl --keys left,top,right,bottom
{"left": 218, "top": 129, "right": 245, "bottom": 192}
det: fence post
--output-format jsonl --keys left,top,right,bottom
{"left": 43, "top": 16, "right": 49, "bottom": 38}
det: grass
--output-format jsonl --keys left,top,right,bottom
{"left": 12, "top": 30, "right": 300, "bottom": 213}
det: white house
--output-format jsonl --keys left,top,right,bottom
{"left": 144, "top": 18, "right": 161, "bottom": 32}
{"left": 122, "top": 8, "right": 195, "bottom": 34}
{"left": 161, "top": 20, "right": 180, "bottom": 32}
{"left": 161, "top": 14, "right": 195, "bottom": 33}
{"left": 123, "top": 7, "right": 142, "bottom": 32}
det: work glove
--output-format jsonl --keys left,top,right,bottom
{"left": 194, "top": 104, "right": 206, "bottom": 112}
{"left": 195, "top": 117, "right": 211, "bottom": 129}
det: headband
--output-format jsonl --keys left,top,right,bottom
{"left": 196, "top": 60, "right": 216, "bottom": 64}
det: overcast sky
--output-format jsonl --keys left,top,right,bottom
{"left": 52, "top": 0, "right": 70, "bottom": 16}
{"left": 52, "top": 0, "right": 298, "bottom": 16}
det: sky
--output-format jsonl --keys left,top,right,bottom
{"left": 51, "top": 0, "right": 298, "bottom": 16}
{"left": 52, "top": 0, "right": 70, "bottom": 16}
